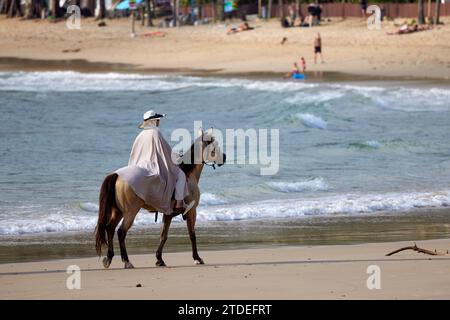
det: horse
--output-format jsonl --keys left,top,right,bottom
{"left": 94, "top": 130, "right": 226, "bottom": 269}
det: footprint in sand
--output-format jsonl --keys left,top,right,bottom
{"left": 62, "top": 48, "right": 81, "bottom": 53}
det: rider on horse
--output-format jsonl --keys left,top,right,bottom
{"left": 117, "top": 110, "right": 195, "bottom": 216}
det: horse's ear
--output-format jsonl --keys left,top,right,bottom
{"left": 198, "top": 127, "right": 203, "bottom": 138}
{"left": 205, "top": 127, "right": 214, "bottom": 136}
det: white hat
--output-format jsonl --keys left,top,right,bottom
{"left": 138, "top": 110, "right": 166, "bottom": 129}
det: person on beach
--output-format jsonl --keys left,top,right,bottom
{"left": 127, "top": 110, "right": 195, "bottom": 215}
{"left": 284, "top": 62, "right": 301, "bottom": 78}
{"left": 314, "top": 33, "right": 324, "bottom": 64}
{"left": 386, "top": 23, "right": 432, "bottom": 35}
{"left": 307, "top": 2, "right": 321, "bottom": 27}
{"left": 360, "top": 0, "right": 368, "bottom": 18}
{"left": 300, "top": 57, "right": 306, "bottom": 72}
{"left": 227, "top": 22, "right": 254, "bottom": 35}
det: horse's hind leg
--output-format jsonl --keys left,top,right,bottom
{"left": 156, "top": 214, "right": 172, "bottom": 267}
{"left": 103, "top": 208, "right": 122, "bottom": 269}
{"left": 117, "top": 213, "right": 137, "bottom": 269}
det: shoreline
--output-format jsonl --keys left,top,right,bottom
{"left": 1, "top": 238, "right": 449, "bottom": 299}
{"left": 1, "top": 208, "right": 450, "bottom": 264}
{"left": 1, "top": 56, "right": 450, "bottom": 84}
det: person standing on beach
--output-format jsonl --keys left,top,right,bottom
{"left": 360, "top": 0, "right": 368, "bottom": 18}
{"left": 300, "top": 57, "right": 306, "bottom": 72}
{"left": 314, "top": 33, "right": 324, "bottom": 64}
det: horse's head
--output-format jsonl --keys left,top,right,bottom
{"left": 201, "top": 128, "right": 226, "bottom": 168}
{"left": 179, "top": 128, "right": 226, "bottom": 176}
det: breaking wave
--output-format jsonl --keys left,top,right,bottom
{"left": 1, "top": 190, "right": 449, "bottom": 235}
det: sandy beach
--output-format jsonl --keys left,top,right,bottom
{"left": 1, "top": 239, "right": 449, "bottom": 299}
{"left": 1, "top": 16, "right": 450, "bottom": 79}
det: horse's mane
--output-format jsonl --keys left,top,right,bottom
{"left": 179, "top": 141, "right": 196, "bottom": 177}
{"left": 179, "top": 135, "right": 214, "bottom": 176}
{"left": 178, "top": 131, "right": 217, "bottom": 176}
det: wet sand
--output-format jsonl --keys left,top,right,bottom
{"left": 1, "top": 208, "right": 449, "bottom": 264}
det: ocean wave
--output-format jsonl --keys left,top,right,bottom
{"left": 0, "top": 194, "right": 226, "bottom": 235}
{"left": 267, "top": 178, "right": 329, "bottom": 193}
{"left": 0, "top": 71, "right": 316, "bottom": 93}
{"left": 0, "top": 213, "right": 97, "bottom": 235}
{"left": 329, "top": 84, "right": 450, "bottom": 112}
{"left": 285, "top": 90, "right": 345, "bottom": 105}
{"left": 1, "top": 190, "right": 449, "bottom": 235}
{"left": 0, "top": 71, "right": 182, "bottom": 92}
{"left": 297, "top": 113, "right": 327, "bottom": 129}
{"left": 78, "top": 202, "right": 98, "bottom": 212}
{"left": 199, "top": 193, "right": 229, "bottom": 206}
{"left": 0, "top": 208, "right": 158, "bottom": 236}
{"left": 197, "top": 190, "right": 450, "bottom": 221}
{"left": 349, "top": 140, "right": 381, "bottom": 150}
{"left": 2, "top": 72, "right": 450, "bottom": 113}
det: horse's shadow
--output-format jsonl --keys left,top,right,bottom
{"left": 2, "top": 257, "right": 448, "bottom": 276}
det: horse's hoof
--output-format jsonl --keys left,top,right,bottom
{"left": 155, "top": 260, "right": 166, "bottom": 267}
{"left": 102, "top": 257, "right": 112, "bottom": 269}
{"left": 124, "top": 261, "right": 134, "bottom": 269}
{"left": 194, "top": 258, "right": 204, "bottom": 265}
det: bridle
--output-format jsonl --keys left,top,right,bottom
{"left": 201, "top": 131, "right": 217, "bottom": 170}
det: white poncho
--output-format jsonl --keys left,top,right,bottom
{"left": 116, "top": 127, "right": 188, "bottom": 215}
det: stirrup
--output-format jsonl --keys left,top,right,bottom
{"left": 172, "top": 200, "right": 195, "bottom": 217}
{"left": 182, "top": 200, "right": 196, "bottom": 216}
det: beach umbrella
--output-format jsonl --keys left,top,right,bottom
{"left": 116, "top": 0, "right": 144, "bottom": 10}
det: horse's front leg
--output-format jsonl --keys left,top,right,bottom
{"left": 156, "top": 214, "right": 172, "bottom": 267}
{"left": 186, "top": 209, "right": 204, "bottom": 265}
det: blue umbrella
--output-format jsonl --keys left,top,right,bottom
{"left": 116, "top": 0, "right": 144, "bottom": 10}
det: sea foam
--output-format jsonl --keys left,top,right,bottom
{"left": 297, "top": 113, "right": 327, "bottom": 129}
{"left": 267, "top": 178, "right": 329, "bottom": 193}
{"left": 1, "top": 190, "right": 449, "bottom": 235}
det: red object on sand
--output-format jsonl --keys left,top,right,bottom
{"left": 142, "top": 31, "right": 167, "bottom": 38}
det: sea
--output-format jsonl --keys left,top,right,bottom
{"left": 1, "top": 71, "right": 449, "bottom": 262}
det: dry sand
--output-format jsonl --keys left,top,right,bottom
{"left": 1, "top": 239, "right": 449, "bottom": 299}
{"left": 1, "top": 16, "right": 450, "bottom": 79}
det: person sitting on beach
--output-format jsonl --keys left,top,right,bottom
{"left": 293, "top": 16, "right": 302, "bottom": 27}
{"left": 227, "top": 22, "right": 254, "bottom": 35}
{"left": 284, "top": 62, "right": 301, "bottom": 78}
{"left": 281, "top": 17, "right": 291, "bottom": 28}
{"left": 288, "top": 5, "right": 296, "bottom": 27}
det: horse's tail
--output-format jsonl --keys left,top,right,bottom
{"left": 95, "top": 173, "right": 119, "bottom": 256}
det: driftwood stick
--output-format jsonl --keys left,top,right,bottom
{"left": 386, "top": 243, "right": 448, "bottom": 256}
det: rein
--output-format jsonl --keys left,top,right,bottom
{"left": 202, "top": 160, "right": 216, "bottom": 170}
